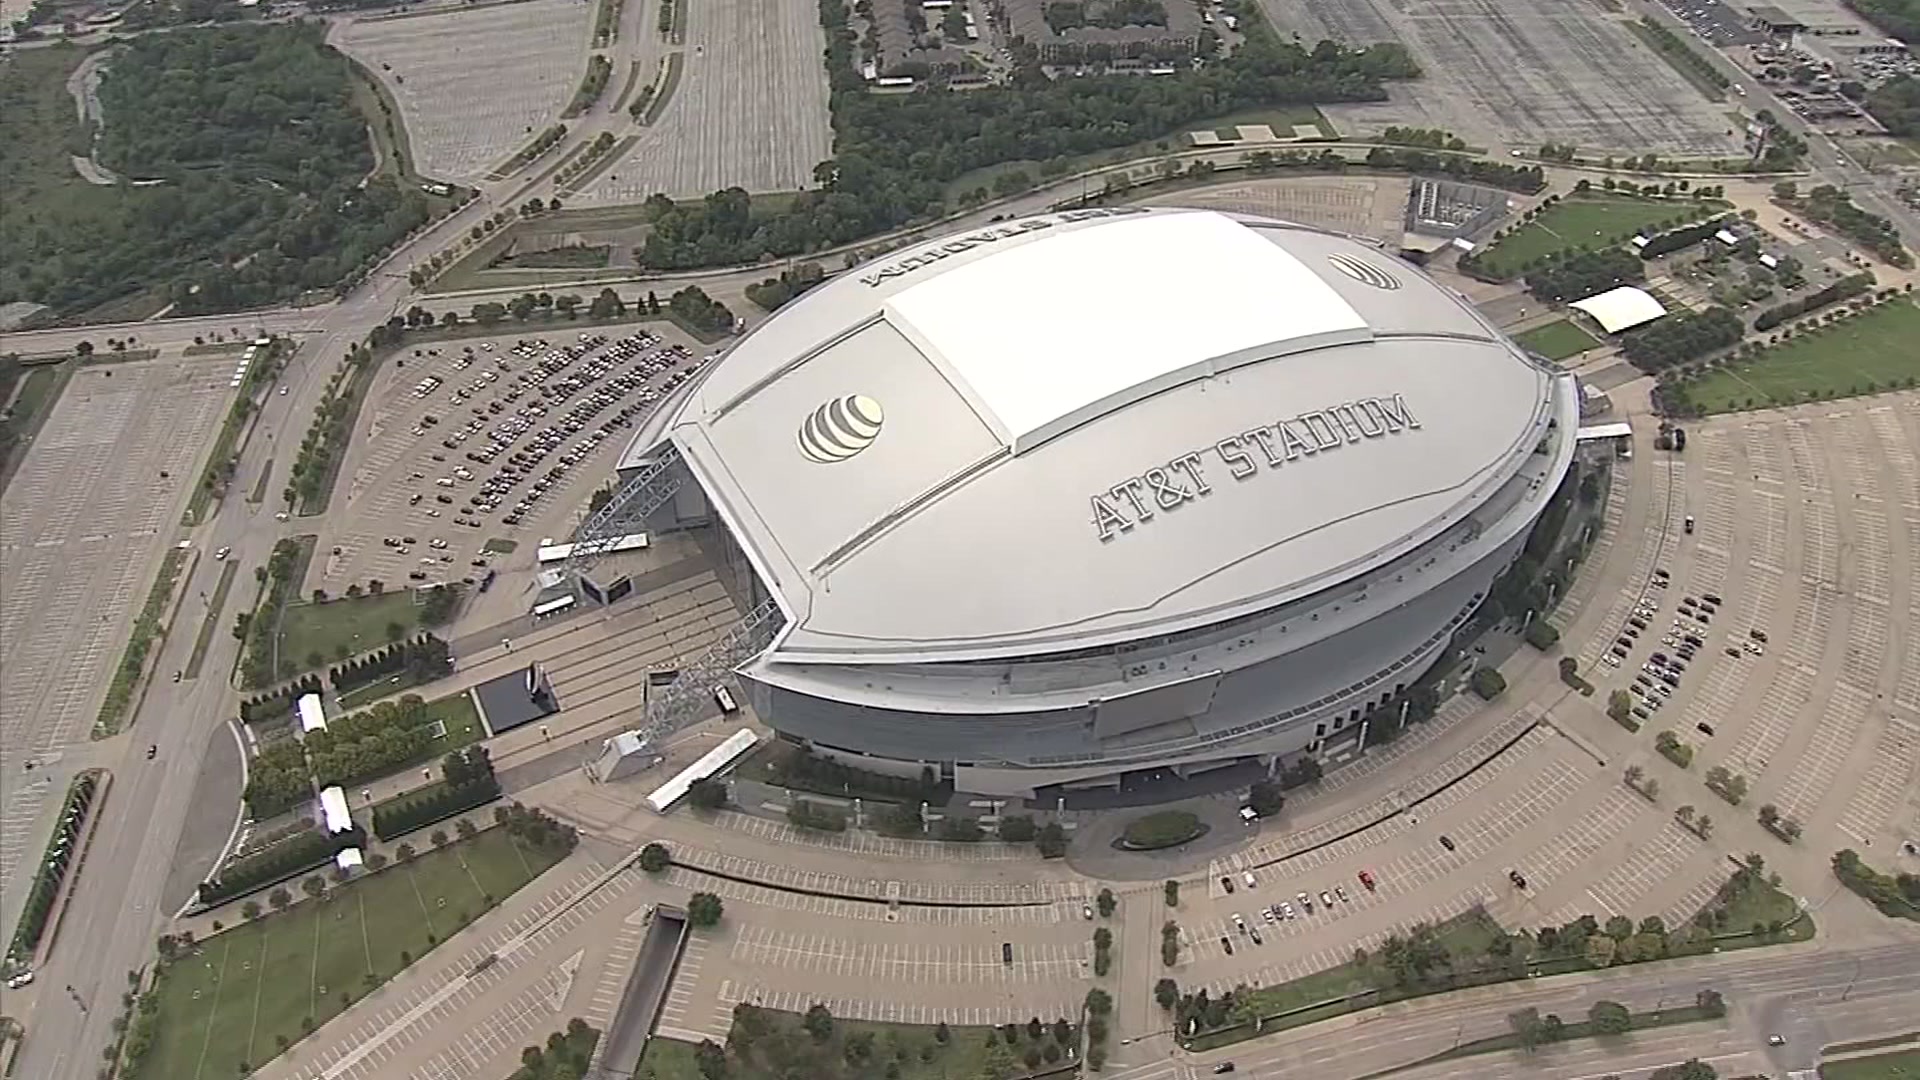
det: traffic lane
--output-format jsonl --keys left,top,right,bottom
{"left": 1187, "top": 944, "right": 1918, "bottom": 1078}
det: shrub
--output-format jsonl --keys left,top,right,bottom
{"left": 639, "top": 842, "right": 671, "bottom": 873}
{"left": 1523, "top": 621, "right": 1560, "bottom": 650}
{"left": 1470, "top": 667, "right": 1507, "bottom": 700}
{"left": 1120, "top": 811, "right": 1203, "bottom": 850}
{"left": 997, "top": 814, "right": 1036, "bottom": 842}
{"left": 787, "top": 801, "right": 849, "bottom": 832}
{"left": 199, "top": 828, "right": 363, "bottom": 906}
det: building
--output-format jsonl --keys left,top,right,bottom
{"left": 869, "top": 0, "right": 976, "bottom": 79}
{"left": 609, "top": 207, "right": 1579, "bottom": 798}
{"left": 1003, "top": 0, "right": 1202, "bottom": 65}
{"left": 1749, "top": 5, "right": 1807, "bottom": 40}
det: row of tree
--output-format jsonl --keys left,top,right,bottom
{"left": 329, "top": 632, "right": 452, "bottom": 692}
{"left": 744, "top": 262, "right": 828, "bottom": 312}
{"left": 1751, "top": 271, "right": 1873, "bottom": 331}
{"left": 1618, "top": 307, "right": 1744, "bottom": 370}
{"left": 1832, "top": 847, "right": 1920, "bottom": 916}
{"left": 198, "top": 824, "right": 363, "bottom": 906}
{"left": 239, "top": 674, "right": 326, "bottom": 723}
{"left": 372, "top": 746, "right": 501, "bottom": 840}
{"left": 5, "top": 771, "right": 100, "bottom": 966}
{"left": 1637, "top": 216, "right": 1731, "bottom": 260}
{"left": 237, "top": 537, "right": 310, "bottom": 688}
{"left": 243, "top": 739, "right": 314, "bottom": 818}
{"left": 1784, "top": 184, "right": 1912, "bottom": 269}
{"left": 1865, "top": 75, "right": 1920, "bottom": 136}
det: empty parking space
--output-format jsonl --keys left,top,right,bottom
{"left": 1268, "top": 0, "right": 1742, "bottom": 154}
{"left": 727, "top": 925, "right": 1086, "bottom": 984}
{"left": 580, "top": 0, "right": 830, "bottom": 199}
{"left": 710, "top": 979, "right": 1079, "bottom": 1032}
{"left": 0, "top": 357, "right": 229, "bottom": 931}
{"left": 314, "top": 327, "right": 705, "bottom": 600}
{"left": 1838, "top": 719, "right": 1920, "bottom": 847}
{"left": 713, "top": 810, "right": 1035, "bottom": 862}
{"left": 331, "top": 0, "right": 594, "bottom": 182}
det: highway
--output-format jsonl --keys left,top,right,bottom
{"left": 1106, "top": 941, "right": 1920, "bottom": 1080}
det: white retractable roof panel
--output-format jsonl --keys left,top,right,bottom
{"left": 884, "top": 210, "right": 1368, "bottom": 452}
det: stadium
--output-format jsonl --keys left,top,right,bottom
{"left": 584, "top": 206, "right": 1581, "bottom": 798}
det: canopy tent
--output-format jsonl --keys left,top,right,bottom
{"left": 1569, "top": 287, "right": 1667, "bottom": 335}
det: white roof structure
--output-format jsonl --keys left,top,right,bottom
{"left": 1569, "top": 287, "right": 1667, "bottom": 334}
{"left": 1577, "top": 421, "right": 1634, "bottom": 440}
{"left": 319, "top": 786, "right": 353, "bottom": 834}
{"left": 644, "top": 728, "right": 761, "bottom": 812}
{"left": 297, "top": 693, "right": 327, "bottom": 734}
{"left": 334, "top": 847, "right": 363, "bottom": 871}
{"left": 644, "top": 208, "right": 1564, "bottom": 663}
{"left": 883, "top": 211, "right": 1368, "bottom": 453}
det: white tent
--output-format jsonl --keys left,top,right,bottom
{"left": 1569, "top": 287, "right": 1667, "bottom": 335}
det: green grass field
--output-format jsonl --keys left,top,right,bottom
{"left": 1515, "top": 319, "right": 1601, "bottom": 361}
{"left": 138, "top": 828, "right": 565, "bottom": 1080}
{"left": 1822, "top": 1048, "right": 1920, "bottom": 1079}
{"left": 1475, "top": 196, "right": 1704, "bottom": 278}
{"left": 1673, "top": 299, "right": 1920, "bottom": 414}
{"left": 277, "top": 591, "right": 424, "bottom": 669}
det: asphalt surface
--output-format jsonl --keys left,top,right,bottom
{"left": 2, "top": 60, "right": 1918, "bottom": 1080}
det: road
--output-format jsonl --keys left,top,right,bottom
{"left": 1, "top": 90, "right": 1915, "bottom": 1080}
{"left": 1101, "top": 940, "right": 1920, "bottom": 1080}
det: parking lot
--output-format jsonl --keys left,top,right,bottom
{"left": 578, "top": 0, "right": 832, "bottom": 200}
{"left": 1651, "top": 0, "right": 1761, "bottom": 48}
{"left": 1574, "top": 393, "right": 1920, "bottom": 853}
{"left": 330, "top": 0, "right": 595, "bottom": 182}
{"left": 312, "top": 325, "right": 707, "bottom": 604}
{"left": 0, "top": 356, "right": 229, "bottom": 933}
{"left": 1261, "top": 0, "right": 1743, "bottom": 154}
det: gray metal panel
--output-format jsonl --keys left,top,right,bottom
{"left": 1093, "top": 670, "right": 1221, "bottom": 739}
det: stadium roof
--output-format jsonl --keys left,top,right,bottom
{"left": 1569, "top": 286, "right": 1667, "bottom": 334}
{"left": 652, "top": 208, "right": 1565, "bottom": 663}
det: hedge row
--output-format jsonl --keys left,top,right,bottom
{"left": 198, "top": 826, "right": 364, "bottom": 906}
{"left": 371, "top": 776, "right": 502, "bottom": 841}
{"left": 239, "top": 674, "right": 325, "bottom": 724}
{"left": 6, "top": 771, "right": 102, "bottom": 966}
{"left": 1751, "top": 272, "right": 1873, "bottom": 331}
{"left": 1638, "top": 216, "right": 1729, "bottom": 260}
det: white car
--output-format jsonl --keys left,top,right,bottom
{"left": 1602, "top": 654, "right": 1621, "bottom": 667}
{"left": 1242, "top": 871, "right": 1256, "bottom": 889}
{"left": 214, "top": 546, "right": 231, "bottom": 561}
{"left": 5, "top": 970, "right": 31, "bottom": 989}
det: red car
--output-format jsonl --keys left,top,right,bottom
{"left": 1358, "top": 870, "right": 1377, "bottom": 891}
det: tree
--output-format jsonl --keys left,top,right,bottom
{"left": 1589, "top": 999, "right": 1632, "bottom": 1035}
{"left": 935, "top": 1021, "right": 951, "bottom": 1044}
{"left": 1584, "top": 933, "right": 1617, "bottom": 968}
{"left": 1085, "top": 988, "right": 1112, "bottom": 1016}
{"left": 242, "top": 900, "right": 262, "bottom": 920}
{"left": 687, "top": 891, "right": 724, "bottom": 927}
{"left": 301, "top": 875, "right": 325, "bottom": 899}
{"left": 997, "top": 815, "right": 1035, "bottom": 842}
{"left": 803, "top": 1002, "right": 834, "bottom": 1042}
{"left": 395, "top": 842, "right": 415, "bottom": 862}
{"left": 687, "top": 778, "right": 727, "bottom": 810}
{"left": 1246, "top": 780, "right": 1285, "bottom": 816}
{"left": 1035, "top": 822, "right": 1068, "bottom": 858}
{"left": 1164, "top": 879, "right": 1180, "bottom": 907}
{"left": 430, "top": 828, "right": 449, "bottom": 848}
{"left": 268, "top": 887, "right": 292, "bottom": 911}
{"left": 693, "top": 1038, "right": 728, "bottom": 1080}
{"left": 1624, "top": 764, "right": 1644, "bottom": 787}
{"left": 1155, "top": 978, "right": 1179, "bottom": 1010}
{"left": 1649, "top": 1059, "right": 1720, "bottom": 1080}
{"left": 1508, "top": 1007, "right": 1544, "bottom": 1050}
{"left": 1097, "top": 888, "right": 1117, "bottom": 918}
{"left": 1695, "top": 989, "right": 1725, "bottom": 1017}
{"left": 639, "top": 842, "right": 671, "bottom": 873}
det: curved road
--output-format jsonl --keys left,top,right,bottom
{"left": 1, "top": 92, "right": 1915, "bottom": 1079}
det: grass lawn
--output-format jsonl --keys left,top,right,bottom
{"left": 1831, "top": 1035, "right": 1920, "bottom": 1056}
{"left": 940, "top": 104, "right": 1328, "bottom": 203}
{"left": 423, "top": 690, "right": 487, "bottom": 750}
{"left": 483, "top": 537, "right": 520, "bottom": 555}
{"left": 185, "top": 561, "right": 242, "bottom": 679}
{"left": 1671, "top": 298, "right": 1920, "bottom": 414}
{"left": 1515, "top": 319, "right": 1601, "bottom": 361}
{"left": 1705, "top": 866, "right": 1816, "bottom": 946}
{"left": 1822, "top": 1049, "right": 1920, "bottom": 1079}
{"left": 277, "top": 591, "right": 424, "bottom": 670}
{"left": 1475, "top": 196, "right": 1709, "bottom": 278}
{"left": 1400, "top": 1002, "right": 1722, "bottom": 1072}
{"left": 95, "top": 548, "right": 189, "bottom": 737}
{"left": 1190, "top": 909, "right": 1506, "bottom": 1049}
{"left": 495, "top": 245, "right": 611, "bottom": 270}
{"left": 138, "top": 828, "right": 565, "bottom": 1080}
{"left": 634, "top": 1013, "right": 1059, "bottom": 1080}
